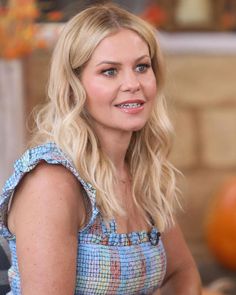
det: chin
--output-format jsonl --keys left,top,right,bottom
{"left": 128, "top": 123, "right": 146, "bottom": 132}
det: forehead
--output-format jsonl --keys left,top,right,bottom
{"left": 89, "top": 29, "right": 150, "bottom": 63}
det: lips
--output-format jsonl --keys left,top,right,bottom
{"left": 115, "top": 99, "right": 145, "bottom": 109}
{"left": 116, "top": 102, "right": 143, "bottom": 109}
{"left": 115, "top": 99, "right": 145, "bottom": 114}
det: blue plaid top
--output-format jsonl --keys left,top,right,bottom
{"left": 0, "top": 142, "right": 166, "bottom": 294}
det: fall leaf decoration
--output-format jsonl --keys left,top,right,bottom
{"left": 140, "top": 3, "right": 168, "bottom": 27}
{"left": 0, "top": 0, "right": 63, "bottom": 59}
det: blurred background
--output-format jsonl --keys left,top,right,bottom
{"left": 1, "top": 0, "right": 236, "bottom": 294}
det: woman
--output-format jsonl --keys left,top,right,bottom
{"left": 0, "top": 3, "right": 201, "bottom": 294}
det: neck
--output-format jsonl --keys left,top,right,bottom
{"left": 94, "top": 126, "right": 132, "bottom": 172}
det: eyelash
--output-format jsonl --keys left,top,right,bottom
{"left": 101, "top": 68, "right": 117, "bottom": 76}
{"left": 136, "top": 63, "right": 151, "bottom": 72}
{"left": 101, "top": 63, "right": 151, "bottom": 77}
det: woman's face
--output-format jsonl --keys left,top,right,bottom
{"left": 81, "top": 28, "right": 157, "bottom": 137}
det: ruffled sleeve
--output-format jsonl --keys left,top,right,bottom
{"left": 0, "top": 142, "right": 99, "bottom": 239}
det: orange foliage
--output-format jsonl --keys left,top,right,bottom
{"left": 205, "top": 177, "right": 236, "bottom": 270}
{"left": 221, "top": 13, "right": 236, "bottom": 30}
{"left": 140, "top": 3, "right": 167, "bottom": 27}
{"left": 0, "top": 0, "right": 38, "bottom": 59}
{"left": 47, "top": 11, "right": 63, "bottom": 22}
{"left": 0, "top": 0, "right": 63, "bottom": 59}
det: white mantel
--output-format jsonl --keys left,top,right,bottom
{"left": 37, "top": 23, "right": 236, "bottom": 55}
{"left": 158, "top": 31, "right": 236, "bottom": 55}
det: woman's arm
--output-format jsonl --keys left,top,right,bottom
{"left": 159, "top": 222, "right": 202, "bottom": 295}
{"left": 8, "top": 163, "right": 86, "bottom": 295}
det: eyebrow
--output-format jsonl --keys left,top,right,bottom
{"left": 95, "top": 54, "right": 151, "bottom": 67}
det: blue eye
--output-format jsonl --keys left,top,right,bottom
{"left": 102, "top": 68, "right": 117, "bottom": 76}
{"left": 136, "top": 64, "right": 150, "bottom": 73}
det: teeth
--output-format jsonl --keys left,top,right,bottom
{"left": 117, "top": 103, "right": 142, "bottom": 108}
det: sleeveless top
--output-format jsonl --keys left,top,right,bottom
{"left": 0, "top": 142, "right": 167, "bottom": 295}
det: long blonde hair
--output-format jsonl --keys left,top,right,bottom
{"left": 30, "top": 3, "right": 179, "bottom": 232}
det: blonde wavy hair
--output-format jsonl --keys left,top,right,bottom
{"left": 30, "top": 3, "right": 179, "bottom": 232}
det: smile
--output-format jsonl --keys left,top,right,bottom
{"left": 116, "top": 102, "right": 143, "bottom": 109}
{"left": 115, "top": 101, "right": 145, "bottom": 114}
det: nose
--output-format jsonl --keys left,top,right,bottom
{"left": 120, "top": 70, "right": 140, "bottom": 93}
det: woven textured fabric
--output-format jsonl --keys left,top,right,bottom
{"left": 0, "top": 142, "right": 167, "bottom": 294}
{"left": 0, "top": 237, "right": 11, "bottom": 295}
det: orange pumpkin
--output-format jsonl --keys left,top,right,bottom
{"left": 205, "top": 177, "right": 236, "bottom": 270}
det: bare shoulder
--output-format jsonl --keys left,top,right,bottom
{"left": 7, "top": 162, "right": 86, "bottom": 294}
{"left": 8, "top": 161, "right": 86, "bottom": 235}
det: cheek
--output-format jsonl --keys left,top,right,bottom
{"left": 145, "top": 76, "right": 157, "bottom": 100}
{"left": 83, "top": 78, "right": 114, "bottom": 105}
{"left": 83, "top": 80, "right": 100, "bottom": 99}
